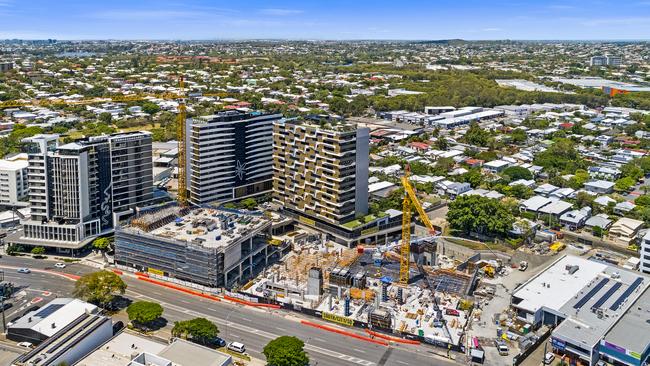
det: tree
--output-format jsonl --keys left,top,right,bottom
{"left": 621, "top": 162, "right": 644, "bottom": 181}
{"left": 142, "top": 102, "right": 161, "bottom": 115}
{"left": 533, "top": 139, "right": 586, "bottom": 173}
{"left": 592, "top": 226, "right": 604, "bottom": 238}
{"left": 615, "top": 176, "right": 636, "bottom": 192}
{"left": 31, "top": 246, "right": 45, "bottom": 255}
{"left": 240, "top": 197, "right": 257, "bottom": 210}
{"left": 575, "top": 191, "right": 595, "bottom": 209}
{"left": 263, "top": 336, "right": 310, "bottom": 366}
{"left": 502, "top": 166, "right": 533, "bottom": 181}
{"left": 510, "top": 128, "right": 527, "bottom": 144}
{"left": 126, "top": 301, "right": 163, "bottom": 327}
{"left": 73, "top": 271, "right": 127, "bottom": 308}
{"left": 635, "top": 195, "right": 650, "bottom": 207}
{"left": 447, "top": 195, "right": 514, "bottom": 236}
{"left": 92, "top": 237, "right": 112, "bottom": 251}
{"left": 98, "top": 112, "right": 113, "bottom": 124}
{"left": 463, "top": 122, "right": 491, "bottom": 147}
{"left": 172, "top": 318, "right": 219, "bottom": 345}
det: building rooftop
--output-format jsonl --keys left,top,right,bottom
{"left": 78, "top": 331, "right": 231, "bottom": 366}
{"left": 602, "top": 287, "right": 650, "bottom": 356}
{"left": 126, "top": 205, "right": 270, "bottom": 250}
{"left": 9, "top": 298, "right": 98, "bottom": 338}
{"left": 512, "top": 255, "right": 607, "bottom": 314}
{"left": 553, "top": 264, "right": 649, "bottom": 349}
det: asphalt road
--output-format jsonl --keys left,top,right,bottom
{"left": 0, "top": 256, "right": 461, "bottom": 366}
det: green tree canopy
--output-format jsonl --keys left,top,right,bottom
{"left": 615, "top": 176, "right": 636, "bottom": 192}
{"left": 92, "top": 237, "right": 112, "bottom": 251}
{"left": 501, "top": 166, "right": 533, "bottom": 181}
{"left": 447, "top": 195, "right": 514, "bottom": 236}
{"left": 263, "top": 336, "right": 310, "bottom": 366}
{"left": 463, "top": 122, "right": 491, "bottom": 147}
{"left": 142, "top": 102, "right": 161, "bottom": 115}
{"left": 240, "top": 197, "right": 257, "bottom": 210}
{"left": 172, "top": 317, "right": 219, "bottom": 345}
{"left": 31, "top": 246, "right": 45, "bottom": 255}
{"left": 635, "top": 195, "right": 650, "bottom": 207}
{"left": 73, "top": 271, "right": 127, "bottom": 308}
{"left": 126, "top": 301, "right": 163, "bottom": 326}
{"left": 533, "top": 139, "right": 586, "bottom": 173}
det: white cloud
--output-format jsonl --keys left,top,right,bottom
{"left": 548, "top": 5, "right": 576, "bottom": 10}
{"left": 92, "top": 9, "right": 206, "bottom": 21}
{"left": 482, "top": 27, "right": 503, "bottom": 32}
{"left": 259, "top": 8, "right": 303, "bottom": 16}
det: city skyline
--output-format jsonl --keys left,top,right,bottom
{"left": 1, "top": 0, "right": 650, "bottom": 41}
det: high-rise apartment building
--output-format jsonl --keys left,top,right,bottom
{"left": 9, "top": 132, "right": 153, "bottom": 253}
{"left": 0, "top": 153, "right": 29, "bottom": 207}
{"left": 185, "top": 110, "right": 282, "bottom": 205}
{"left": 590, "top": 55, "right": 622, "bottom": 67}
{"left": 272, "top": 119, "right": 369, "bottom": 226}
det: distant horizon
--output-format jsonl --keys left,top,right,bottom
{"left": 2, "top": 38, "right": 650, "bottom": 42}
{"left": 1, "top": 1, "right": 650, "bottom": 41}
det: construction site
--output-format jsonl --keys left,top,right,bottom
{"left": 243, "top": 168, "right": 478, "bottom": 348}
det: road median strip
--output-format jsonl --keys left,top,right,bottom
{"left": 300, "top": 320, "right": 389, "bottom": 346}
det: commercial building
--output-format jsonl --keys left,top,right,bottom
{"left": 8, "top": 132, "right": 153, "bottom": 253}
{"left": 273, "top": 118, "right": 369, "bottom": 225}
{"left": 185, "top": 110, "right": 282, "bottom": 205}
{"left": 115, "top": 204, "right": 288, "bottom": 288}
{"left": 10, "top": 300, "right": 113, "bottom": 366}
{"left": 8, "top": 298, "right": 102, "bottom": 344}
{"left": 0, "top": 153, "right": 29, "bottom": 207}
{"left": 510, "top": 255, "right": 649, "bottom": 366}
{"left": 77, "top": 330, "right": 232, "bottom": 366}
{"left": 590, "top": 55, "right": 622, "bottom": 67}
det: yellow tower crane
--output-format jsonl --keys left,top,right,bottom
{"left": 176, "top": 75, "right": 188, "bottom": 205}
{"left": 399, "top": 165, "right": 437, "bottom": 285}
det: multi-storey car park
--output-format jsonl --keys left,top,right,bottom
{"left": 114, "top": 204, "right": 290, "bottom": 288}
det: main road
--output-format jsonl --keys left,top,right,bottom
{"left": 0, "top": 256, "right": 461, "bottom": 366}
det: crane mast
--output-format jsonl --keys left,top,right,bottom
{"left": 176, "top": 75, "right": 188, "bottom": 205}
{"left": 399, "top": 166, "right": 437, "bottom": 285}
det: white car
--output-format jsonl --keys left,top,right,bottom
{"left": 17, "top": 342, "right": 33, "bottom": 348}
{"left": 543, "top": 352, "right": 555, "bottom": 364}
{"left": 227, "top": 342, "right": 246, "bottom": 354}
{"left": 54, "top": 263, "right": 66, "bottom": 268}
{"left": 16, "top": 268, "right": 30, "bottom": 274}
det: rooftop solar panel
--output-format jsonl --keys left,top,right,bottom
{"left": 574, "top": 278, "right": 609, "bottom": 310}
{"left": 609, "top": 277, "right": 643, "bottom": 311}
{"left": 591, "top": 282, "right": 621, "bottom": 310}
{"left": 34, "top": 304, "right": 65, "bottom": 318}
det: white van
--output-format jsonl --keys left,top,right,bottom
{"left": 227, "top": 342, "right": 246, "bottom": 354}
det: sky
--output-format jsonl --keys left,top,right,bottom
{"left": 1, "top": 0, "right": 649, "bottom": 40}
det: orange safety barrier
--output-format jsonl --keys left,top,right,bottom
{"left": 300, "top": 320, "right": 389, "bottom": 346}
{"left": 365, "top": 329, "right": 420, "bottom": 345}
{"left": 223, "top": 295, "right": 281, "bottom": 309}
{"left": 136, "top": 276, "right": 220, "bottom": 302}
{"left": 112, "top": 269, "right": 123, "bottom": 275}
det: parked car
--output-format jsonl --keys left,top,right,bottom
{"left": 54, "top": 263, "right": 66, "bottom": 268}
{"left": 17, "top": 342, "right": 33, "bottom": 348}
{"left": 211, "top": 337, "right": 227, "bottom": 348}
{"left": 543, "top": 352, "right": 555, "bottom": 364}
{"left": 227, "top": 342, "right": 246, "bottom": 354}
{"left": 16, "top": 268, "right": 30, "bottom": 274}
{"left": 494, "top": 340, "right": 509, "bottom": 356}
{"left": 1, "top": 302, "right": 13, "bottom": 311}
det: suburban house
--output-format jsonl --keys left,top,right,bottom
{"left": 559, "top": 207, "right": 592, "bottom": 230}
{"left": 584, "top": 180, "right": 615, "bottom": 194}
{"left": 608, "top": 218, "right": 644, "bottom": 246}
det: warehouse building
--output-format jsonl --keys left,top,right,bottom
{"left": 510, "top": 255, "right": 649, "bottom": 366}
